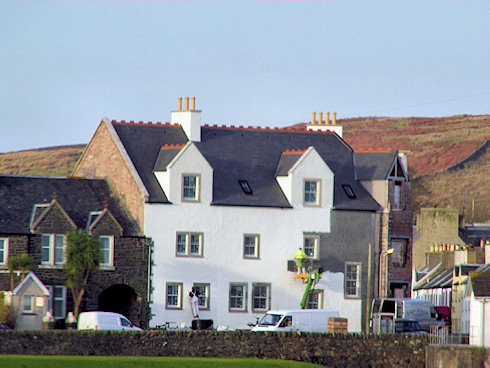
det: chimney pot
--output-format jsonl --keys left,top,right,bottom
{"left": 318, "top": 112, "right": 323, "bottom": 125}
{"left": 185, "top": 97, "right": 190, "bottom": 111}
{"left": 332, "top": 112, "right": 337, "bottom": 125}
{"left": 191, "top": 96, "right": 196, "bottom": 110}
{"left": 325, "top": 111, "right": 330, "bottom": 125}
{"left": 177, "top": 97, "right": 182, "bottom": 111}
{"left": 311, "top": 112, "right": 316, "bottom": 125}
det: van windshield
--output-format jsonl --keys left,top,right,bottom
{"left": 258, "top": 314, "right": 283, "bottom": 326}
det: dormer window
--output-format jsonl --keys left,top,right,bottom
{"left": 239, "top": 180, "right": 253, "bottom": 195}
{"left": 182, "top": 174, "right": 200, "bottom": 202}
{"left": 304, "top": 179, "right": 320, "bottom": 206}
{"left": 342, "top": 184, "right": 356, "bottom": 199}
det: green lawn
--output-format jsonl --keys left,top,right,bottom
{"left": 0, "top": 355, "right": 322, "bottom": 368}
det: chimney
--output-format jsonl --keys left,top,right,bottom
{"left": 171, "top": 96, "right": 202, "bottom": 142}
{"left": 307, "top": 110, "right": 343, "bottom": 137}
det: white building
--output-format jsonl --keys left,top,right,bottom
{"left": 74, "top": 98, "right": 399, "bottom": 332}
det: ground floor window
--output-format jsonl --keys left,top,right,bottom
{"left": 307, "top": 289, "right": 323, "bottom": 309}
{"left": 252, "top": 283, "right": 271, "bottom": 312}
{"left": 229, "top": 283, "right": 247, "bottom": 312}
{"left": 46, "top": 285, "right": 67, "bottom": 319}
{"left": 166, "top": 282, "right": 183, "bottom": 309}
{"left": 345, "top": 262, "right": 361, "bottom": 298}
{"left": 193, "top": 283, "right": 210, "bottom": 310}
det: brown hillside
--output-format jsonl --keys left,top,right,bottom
{"left": 0, "top": 145, "right": 84, "bottom": 176}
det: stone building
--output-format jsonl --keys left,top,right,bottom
{"left": 0, "top": 175, "right": 152, "bottom": 328}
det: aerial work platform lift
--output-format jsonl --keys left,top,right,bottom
{"left": 295, "top": 268, "right": 323, "bottom": 309}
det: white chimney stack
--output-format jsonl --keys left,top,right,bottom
{"left": 307, "top": 110, "right": 343, "bottom": 137}
{"left": 171, "top": 96, "right": 201, "bottom": 142}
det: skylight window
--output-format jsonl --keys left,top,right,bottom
{"left": 239, "top": 180, "right": 253, "bottom": 195}
{"left": 342, "top": 184, "right": 356, "bottom": 199}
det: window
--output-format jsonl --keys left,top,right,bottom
{"left": 176, "top": 232, "right": 203, "bottom": 257}
{"left": 307, "top": 289, "right": 324, "bottom": 309}
{"left": 304, "top": 180, "right": 320, "bottom": 205}
{"left": 0, "top": 238, "right": 8, "bottom": 265}
{"left": 193, "top": 283, "right": 210, "bottom": 310}
{"left": 46, "top": 285, "right": 66, "bottom": 319}
{"left": 252, "top": 283, "right": 271, "bottom": 312}
{"left": 238, "top": 180, "right": 253, "bottom": 194}
{"left": 120, "top": 317, "right": 131, "bottom": 327}
{"left": 182, "top": 174, "right": 200, "bottom": 201}
{"left": 304, "top": 235, "right": 319, "bottom": 260}
{"left": 166, "top": 282, "right": 183, "bottom": 309}
{"left": 229, "top": 283, "right": 247, "bottom": 312}
{"left": 345, "top": 262, "right": 361, "bottom": 298}
{"left": 22, "top": 295, "right": 34, "bottom": 314}
{"left": 390, "top": 239, "right": 407, "bottom": 267}
{"left": 342, "top": 184, "right": 356, "bottom": 199}
{"left": 99, "top": 236, "right": 114, "bottom": 266}
{"left": 393, "top": 182, "right": 402, "bottom": 209}
{"left": 243, "top": 234, "right": 260, "bottom": 259}
{"left": 41, "top": 234, "right": 65, "bottom": 266}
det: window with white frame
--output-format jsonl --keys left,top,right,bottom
{"left": 243, "top": 234, "right": 260, "bottom": 259}
{"left": 307, "top": 289, "right": 324, "bottom": 309}
{"left": 22, "top": 295, "right": 34, "bottom": 314}
{"left": 176, "top": 232, "right": 203, "bottom": 257}
{"left": 345, "top": 262, "right": 361, "bottom": 298}
{"left": 0, "top": 238, "right": 8, "bottom": 265}
{"left": 46, "top": 285, "right": 66, "bottom": 319}
{"left": 304, "top": 179, "right": 320, "bottom": 206}
{"left": 99, "top": 236, "right": 114, "bottom": 266}
{"left": 229, "top": 283, "right": 247, "bottom": 312}
{"left": 252, "top": 283, "right": 271, "bottom": 312}
{"left": 390, "top": 239, "right": 407, "bottom": 267}
{"left": 303, "top": 235, "right": 319, "bottom": 260}
{"left": 166, "top": 282, "right": 183, "bottom": 309}
{"left": 193, "top": 283, "right": 210, "bottom": 310}
{"left": 41, "top": 234, "right": 65, "bottom": 266}
{"left": 182, "top": 174, "right": 200, "bottom": 201}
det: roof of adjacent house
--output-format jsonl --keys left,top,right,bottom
{"left": 470, "top": 271, "right": 490, "bottom": 298}
{"left": 0, "top": 175, "right": 140, "bottom": 236}
{"left": 111, "top": 121, "right": 384, "bottom": 211}
{"left": 354, "top": 151, "right": 399, "bottom": 180}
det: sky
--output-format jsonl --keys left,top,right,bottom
{"left": 1, "top": 1, "right": 489, "bottom": 153}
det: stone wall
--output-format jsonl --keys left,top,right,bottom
{"left": 0, "top": 330, "right": 429, "bottom": 368}
{"left": 426, "top": 345, "right": 490, "bottom": 368}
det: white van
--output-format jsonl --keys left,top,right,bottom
{"left": 371, "top": 298, "right": 445, "bottom": 333}
{"left": 77, "top": 311, "right": 142, "bottom": 331}
{"left": 252, "top": 309, "right": 339, "bottom": 332}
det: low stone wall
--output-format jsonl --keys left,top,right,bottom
{"left": 426, "top": 345, "right": 490, "bottom": 368}
{"left": 0, "top": 330, "right": 428, "bottom": 367}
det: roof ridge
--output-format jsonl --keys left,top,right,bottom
{"left": 160, "top": 143, "right": 186, "bottom": 150}
{"left": 282, "top": 148, "right": 307, "bottom": 155}
{"left": 111, "top": 120, "right": 181, "bottom": 127}
{"left": 355, "top": 148, "right": 393, "bottom": 153}
{"left": 202, "top": 124, "right": 335, "bottom": 134}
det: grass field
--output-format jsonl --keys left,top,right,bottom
{"left": 0, "top": 355, "right": 322, "bottom": 368}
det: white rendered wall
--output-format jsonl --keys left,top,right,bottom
{"left": 147, "top": 145, "right": 362, "bottom": 331}
{"left": 469, "top": 297, "right": 490, "bottom": 347}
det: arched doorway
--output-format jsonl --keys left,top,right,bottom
{"left": 98, "top": 284, "right": 141, "bottom": 326}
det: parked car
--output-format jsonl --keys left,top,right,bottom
{"left": 252, "top": 309, "right": 339, "bottom": 332}
{"left": 0, "top": 322, "right": 11, "bottom": 330}
{"left": 394, "top": 318, "right": 428, "bottom": 334}
{"left": 77, "top": 311, "right": 142, "bottom": 331}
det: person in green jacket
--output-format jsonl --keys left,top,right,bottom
{"left": 294, "top": 248, "right": 307, "bottom": 274}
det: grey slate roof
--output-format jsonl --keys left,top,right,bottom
{"left": 354, "top": 151, "right": 398, "bottom": 180}
{"left": 0, "top": 175, "right": 140, "bottom": 236}
{"left": 275, "top": 150, "right": 304, "bottom": 177}
{"left": 112, "top": 121, "right": 383, "bottom": 211}
{"left": 471, "top": 272, "right": 490, "bottom": 297}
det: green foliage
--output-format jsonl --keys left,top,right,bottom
{"left": 394, "top": 119, "right": 409, "bottom": 129}
{"left": 7, "top": 253, "right": 32, "bottom": 274}
{"left": 65, "top": 230, "right": 101, "bottom": 316}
